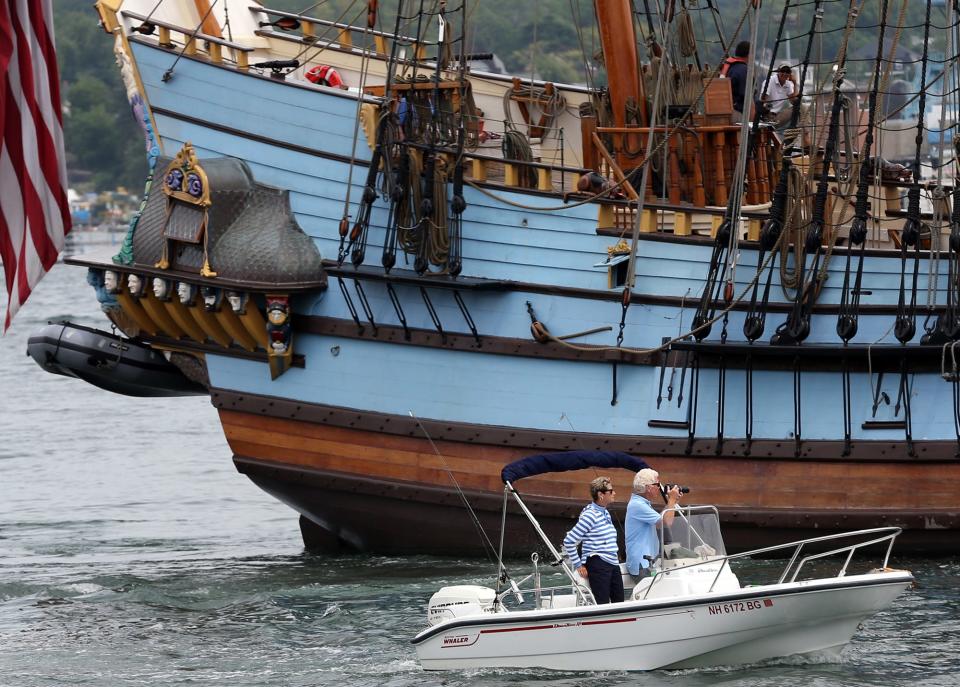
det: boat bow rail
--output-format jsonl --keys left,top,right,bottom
{"left": 637, "top": 512, "right": 905, "bottom": 601}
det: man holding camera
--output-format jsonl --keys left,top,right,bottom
{"left": 625, "top": 469, "right": 682, "bottom": 578}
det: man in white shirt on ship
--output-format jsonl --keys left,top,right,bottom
{"left": 563, "top": 476, "right": 623, "bottom": 604}
{"left": 762, "top": 64, "right": 799, "bottom": 128}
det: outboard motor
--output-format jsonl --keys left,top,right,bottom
{"left": 426, "top": 585, "right": 497, "bottom": 626}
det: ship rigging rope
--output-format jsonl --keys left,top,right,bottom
{"left": 159, "top": 0, "right": 220, "bottom": 82}
{"left": 677, "top": 8, "right": 697, "bottom": 58}
{"left": 837, "top": 0, "right": 892, "bottom": 345}
{"left": 529, "top": 230, "right": 786, "bottom": 357}
{"left": 869, "top": 0, "right": 908, "bottom": 245}
{"left": 408, "top": 411, "right": 500, "bottom": 565}
{"left": 778, "top": 0, "right": 866, "bottom": 303}
{"left": 893, "top": 0, "right": 934, "bottom": 345}
{"left": 723, "top": 0, "right": 765, "bottom": 290}
{"left": 463, "top": 0, "right": 755, "bottom": 214}
{"left": 928, "top": 0, "right": 959, "bottom": 320}
{"left": 340, "top": 8, "right": 376, "bottom": 203}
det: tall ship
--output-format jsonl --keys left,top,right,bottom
{"left": 29, "top": 0, "right": 960, "bottom": 553}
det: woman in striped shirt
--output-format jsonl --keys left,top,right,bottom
{"left": 562, "top": 476, "right": 623, "bottom": 604}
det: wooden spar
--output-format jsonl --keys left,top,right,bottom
{"left": 593, "top": 0, "right": 647, "bottom": 165}
{"left": 592, "top": 132, "right": 639, "bottom": 200}
{"left": 192, "top": 0, "right": 223, "bottom": 38}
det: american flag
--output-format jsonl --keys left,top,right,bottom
{"left": 0, "top": 0, "right": 71, "bottom": 332}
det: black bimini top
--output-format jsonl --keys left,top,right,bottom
{"left": 500, "top": 450, "right": 650, "bottom": 484}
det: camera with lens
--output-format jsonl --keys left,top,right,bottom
{"left": 660, "top": 483, "right": 691, "bottom": 497}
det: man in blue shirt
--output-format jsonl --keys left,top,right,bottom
{"left": 562, "top": 476, "right": 623, "bottom": 604}
{"left": 625, "top": 469, "right": 681, "bottom": 578}
{"left": 721, "top": 41, "right": 751, "bottom": 123}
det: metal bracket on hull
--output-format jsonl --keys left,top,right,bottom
{"left": 337, "top": 277, "right": 364, "bottom": 335}
{"left": 386, "top": 283, "right": 411, "bottom": 340}
{"left": 453, "top": 291, "right": 481, "bottom": 346}
{"left": 685, "top": 353, "right": 701, "bottom": 455}
{"left": 842, "top": 353, "right": 852, "bottom": 456}
{"left": 895, "top": 357, "right": 916, "bottom": 457}
{"left": 744, "top": 352, "right": 754, "bottom": 456}
{"left": 354, "top": 280, "right": 378, "bottom": 336}
{"left": 419, "top": 287, "right": 446, "bottom": 343}
{"left": 715, "top": 353, "right": 727, "bottom": 456}
{"left": 792, "top": 355, "right": 803, "bottom": 458}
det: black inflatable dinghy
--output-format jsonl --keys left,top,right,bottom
{"left": 27, "top": 321, "right": 206, "bottom": 397}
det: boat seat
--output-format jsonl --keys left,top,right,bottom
{"left": 539, "top": 594, "right": 578, "bottom": 609}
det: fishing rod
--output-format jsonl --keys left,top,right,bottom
{"left": 407, "top": 410, "right": 530, "bottom": 603}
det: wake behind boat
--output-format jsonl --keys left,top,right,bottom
{"left": 413, "top": 452, "right": 913, "bottom": 671}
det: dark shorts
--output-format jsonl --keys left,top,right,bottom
{"left": 585, "top": 556, "right": 624, "bottom": 604}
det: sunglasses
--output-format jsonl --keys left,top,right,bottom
{"left": 599, "top": 487, "right": 616, "bottom": 493}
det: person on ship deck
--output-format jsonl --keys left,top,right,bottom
{"left": 762, "top": 64, "right": 800, "bottom": 128}
{"left": 722, "top": 40, "right": 751, "bottom": 124}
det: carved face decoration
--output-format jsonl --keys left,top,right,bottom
{"left": 270, "top": 339, "right": 288, "bottom": 354}
{"left": 226, "top": 290, "right": 246, "bottom": 314}
{"left": 201, "top": 286, "right": 221, "bottom": 312}
{"left": 152, "top": 277, "right": 170, "bottom": 300}
{"left": 177, "top": 282, "right": 196, "bottom": 305}
{"left": 104, "top": 270, "right": 119, "bottom": 294}
{"left": 266, "top": 297, "right": 290, "bottom": 326}
{"left": 128, "top": 274, "right": 144, "bottom": 297}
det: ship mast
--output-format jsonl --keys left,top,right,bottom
{"left": 593, "top": 0, "right": 647, "bottom": 138}
{"left": 192, "top": 0, "right": 223, "bottom": 38}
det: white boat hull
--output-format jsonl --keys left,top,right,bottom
{"left": 413, "top": 572, "right": 912, "bottom": 671}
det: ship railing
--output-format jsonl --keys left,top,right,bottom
{"left": 250, "top": 5, "right": 423, "bottom": 57}
{"left": 463, "top": 120, "right": 578, "bottom": 193}
{"left": 121, "top": 11, "right": 254, "bottom": 70}
{"left": 588, "top": 124, "right": 780, "bottom": 210}
{"left": 640, "top": 521, "right": 903, "bottom": 601}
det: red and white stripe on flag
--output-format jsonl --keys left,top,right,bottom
{"left": 0, "top": 0, "right": 71, "bottom": 332}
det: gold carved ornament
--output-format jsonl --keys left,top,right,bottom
{"left": 155, "top": 143, "right": 217, "bottom": 277}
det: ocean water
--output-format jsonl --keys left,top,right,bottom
{"left": 1, "top": 264, "right": 958, "bottom": 686}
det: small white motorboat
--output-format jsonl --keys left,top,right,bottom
{"left": 412, "top": 451, "right": 914, "bottom": 671}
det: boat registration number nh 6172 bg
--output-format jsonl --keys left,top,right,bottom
{"left": 707, "top": 599, "right": 773, "bottom": 615}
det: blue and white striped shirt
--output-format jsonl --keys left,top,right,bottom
{"left": 562, "top": 502, "right": 619, "bottom": 567}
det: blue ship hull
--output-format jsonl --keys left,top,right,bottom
{"left": 64, "top": 34, "right": 960, "bottom": 554}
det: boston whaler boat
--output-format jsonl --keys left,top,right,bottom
{"left": 413, "top": 451, "right": 914, "bottom": 671}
